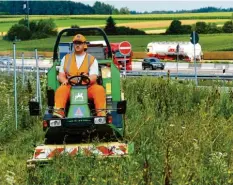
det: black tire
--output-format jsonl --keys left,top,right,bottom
{"left": 161, "top": 67, "right": 164, "bottom": 70}
{"left": 142, "top": 66, "right": 146, "bottom": 70}
{"left": 151, "top": 65, "right": 155, "bottom": 70}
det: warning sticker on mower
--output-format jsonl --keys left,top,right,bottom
{"left": 74, "top": 107, "right": 84, "bottom": 117}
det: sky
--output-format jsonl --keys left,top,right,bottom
{"left": 77, "top": 0, "right": 233, "bottom": 12}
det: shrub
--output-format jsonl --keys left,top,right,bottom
{"left": 66, "top": 25, "right": 80, "bottom": 36}
{"left": 180, "top": 25, "right": 192, "bottom": 34}
{"left": 31, "top": 32, "right": 49, "bottom": 39}
{"left": 6, "top": 24, "right": 31, "bottom": 41}
{"left": 36, "top": 19, "right": 57, "bottom": 36}
{"left": 29, "top": 21, "right": 38, "bottom": 33}
{"left": 196, "top": 21, "right": 208, "bottom": 34}
{"left": 116, "top": 26, "right": 146, "bottom": 35}
{"left": 18, "top": 18, "right": 28, "bottom": 26}
{"left": 222, "top": 21, "right": 233, "bottom": 33}
{"left": 206, "top": 23, "right": 222, "bottom": 33}
{"left": 5, "top": 18, "right": 57, "bottom": 41}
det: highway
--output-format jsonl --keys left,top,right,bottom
{"left": 0, "top": 58, "right": 232, "bottom": 76}
{"left": 132, "top": 61, "right": 233, "bottom": 75}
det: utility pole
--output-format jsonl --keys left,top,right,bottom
{"left": 27, "top": 0, "right": 29, "bottom": 30}
{"left": 23, "top": 0, "right": 30, "bottom": 30}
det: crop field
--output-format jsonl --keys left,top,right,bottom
{"left": 0, "top": 33, "right": 232, "bottom": 53}
{"left": 0, "top": 12, "right": 232, "bottom": 32}
{"left": 0, "top": 12, "right": 232, "bottom": 21}
{"left": 2, "top": 75, "right": 233, "bottom": 184}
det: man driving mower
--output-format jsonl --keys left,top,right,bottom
{"left": 53, "top": 34, "right": 106, "bottom": 118}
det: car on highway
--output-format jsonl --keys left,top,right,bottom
{"left": 142, "top": 57, "right": 164, "bottom": 70}
{"left": 0, "top": 57, "right": 13, "bottom": 66}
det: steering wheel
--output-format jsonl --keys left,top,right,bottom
{"left": 68, "top": 75, "right": 91, "bottom": 86}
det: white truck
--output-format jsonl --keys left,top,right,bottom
{"left": 147, "top": 41, "right": 203, "bottom": 62}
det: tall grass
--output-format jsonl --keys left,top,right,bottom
{"left": 2, "top": 76, "right": 233, "bottom": 184}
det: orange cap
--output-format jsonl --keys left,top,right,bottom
{"left": 73, "top": 34, "right": 86, "bottom": 42}
{"left": 73, "top": 34, "right": 87, "bottom": 49}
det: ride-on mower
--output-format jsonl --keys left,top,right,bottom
{"left": 27, "top": 28, "right": 133, "bottom": 169}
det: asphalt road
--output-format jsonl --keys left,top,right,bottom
{"left": 132, "top": 62, "right": 233, "bottom": 75}
{"left": 1, "top": 59, "right": 233, "bottom": 75}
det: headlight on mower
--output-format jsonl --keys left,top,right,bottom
{"left": 50, "top": 120, "right": 61, "bottom": 127}
{"left": 94, "top": 117, "right": 106, "bottom": 124}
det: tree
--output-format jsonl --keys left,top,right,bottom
{"left": 119, "top": 7, "right": 130, "bottom": 14}
{"left": 93, "top": 1, "right": 113, "bottom": 14}
{"left": 104, "top": 16, "right": 117, "bottom": 35}
{"left": 180, "top": 25, "right": 192, "bottom": 34}
{"left": 195, "top": 22, "right": 207, "bottom": 34}
{"left": 222, "top": 21, "right": 233, "bottom": 33}
{"left": 206, "top": 23, "right": 222, "bottom": 33}
{"left": 166, "top": 20, "right": 182, "bottom": 34}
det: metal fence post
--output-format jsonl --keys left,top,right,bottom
{"left": 35, "top": 48, "right": 42, "bottom": 110}
{"left": 13, "top": 43, "right": 18, "bottom": 130}
{"left": 22, "top": 52, "right": 25, "bottom": 86}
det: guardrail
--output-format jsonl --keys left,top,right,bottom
{"left": 1, "top": 65, "right": 233, "bottom": 80}
{"left": 122, "top": 71, "right": 233, "bottom": 80}
{"left": 0, "top": 65, "right": 49, "bottom": 73}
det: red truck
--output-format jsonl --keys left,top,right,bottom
{"left": 87, "top": 41, "right": 133, "bottom": 71}
{"left": 110, "top": 42, "right": 133, "bottom": 71}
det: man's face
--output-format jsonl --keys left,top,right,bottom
{"left": 73, "top": 40, "right": 85, "bottom": 53}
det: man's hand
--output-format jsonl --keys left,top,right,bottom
{"left": 81, "top": 72, "right": 88, "bottom": 77}
{"left": 80, "top": 72, "right": 89, "bottom": 85}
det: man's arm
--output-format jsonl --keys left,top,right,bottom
{"left": 58, "top": 56, "right": 68, "bottom": 85}
{"left": 88, "top": 74, "right": 97, "bottom": 85}
{"left": 58, "top": 72, "right": 68, "bottom": 85}
{"left": 87, "top": 58, "right": 99, "bottom": 85}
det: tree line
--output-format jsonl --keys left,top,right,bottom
{"left": 5, "top": 16, "right": 146, "bottom": 41}
{"left": 166, "top": 20, "right": 233, "bottom": 34}
{"left": 0, "top": 1, "right": 232, "bottom": 15}
{"left": 149, "top": 7, "right": 233, "bottom": 14}
{"left": 0, "top": 1, "right": 129, "bottom": 15}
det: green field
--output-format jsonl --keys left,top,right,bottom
{"left": 0, "top": 12, "right": 232, "bottom": 32}
{"left": 0, "top": 19, "right": 142, "bottom": 32}
{"left": 0, "top": 33, "right": 232, "bottom": 53}
{"left": 2, "top": 76, "right": 233, "bottom": 184}
{"left": 0, "top": 12, "right": 232, "bottom": 21}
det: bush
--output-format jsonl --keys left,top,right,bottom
{"left": 29, "top": 21, "right": 38, "bottom": 33}
{"left": 196, "top": 22, "right": 208, "bottom": 34}
{"left": 180, "top": 25, "right": 192, "bottom": 34}
{"left": 206, "top": 23, "right": 222, "bottom": 33}
{"left": 36, "top": 19, "right": 57, "bottom": 36}
{"left": 31, "top": 32, "right": 49, "bottom": 39}
{"left": 66, "top": 25, "right": 80, "bottom": 36}
{"left": 5, "top": 18, "right": 57, "bottom": 41}
{"left": 116, "top": 26, "right": 146, "bottom": 35}
{"left": 18, "top": 18, "right": 28, "bottom": 26}
{"left": 222, "top": 21, "right": 233, "bottom": 33}
{"left": 6, "top": 24, "right": 31, "bottom": 41}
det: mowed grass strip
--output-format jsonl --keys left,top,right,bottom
{"left": 0, "top": 33, "right": 232, "bottom": 52}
